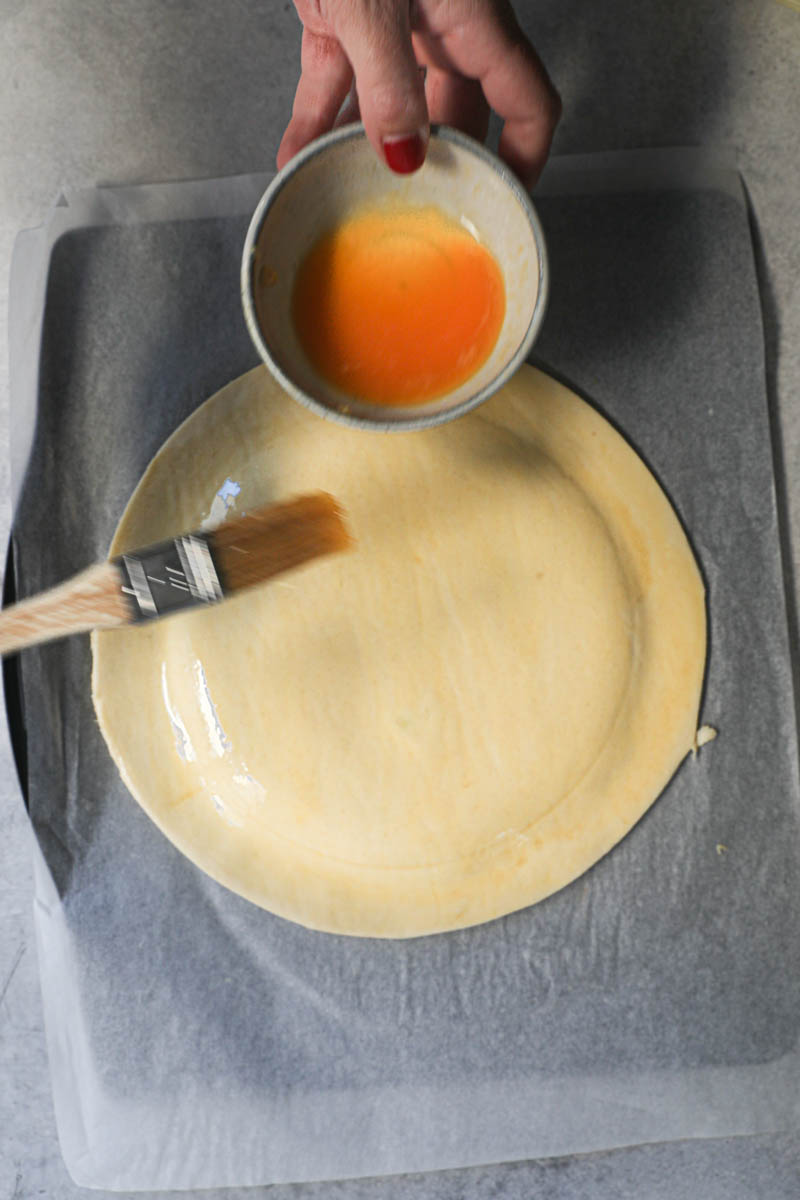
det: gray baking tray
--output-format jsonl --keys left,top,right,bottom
{"left": 6, "top": 153, "right": 800, "bottom": 1190}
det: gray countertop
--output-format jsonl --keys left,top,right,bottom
{"left": 1, "top": 2, "right": 799, "bottom": 1196}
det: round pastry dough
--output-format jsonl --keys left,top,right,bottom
{"left": 92, "top": 365, "right": 705, "bottom": 937}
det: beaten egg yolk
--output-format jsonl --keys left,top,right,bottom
{"left": 291, "top": 205, "right": 506, "bottom": 406}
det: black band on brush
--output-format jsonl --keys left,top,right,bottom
{"left": 115, "top": 532, "right": 224, "bottom": 623}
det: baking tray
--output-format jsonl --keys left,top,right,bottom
{"left": 6, "top": 153, "right": 800, "bottom": 1190}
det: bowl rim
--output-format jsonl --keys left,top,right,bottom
{"left": 240, "top": 123, "right": 549, "bottom": 432}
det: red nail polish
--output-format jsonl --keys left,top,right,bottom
{"left": 383, "top": 132, "right": 427, "bottom": 174}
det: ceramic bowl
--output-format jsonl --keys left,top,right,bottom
{"left": 241, "top": 124, "right": 548, "bottom": 431}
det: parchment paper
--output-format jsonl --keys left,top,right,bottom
{"left": 7, "top": 151, "right": 800, "bottom": 1191}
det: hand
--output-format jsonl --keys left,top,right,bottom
{"left": 277, "top": 0, "right": 561, "bottom": 189}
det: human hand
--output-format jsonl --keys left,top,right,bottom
{"left": 277, "top": 0, "right": 561, "bottom": 189}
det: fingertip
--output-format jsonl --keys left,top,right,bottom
{"left": 275, "top": 137, "right": 292, "bottom": 172}
{"left": 381, "top": 127, "right": 429, "bottom": 174}
{"left": 276, "top": 125, "right": 308, "bottom": 171}
{"left": 498, "top": 85, "right": 562, "bottom": 189}
{"left": 499, "top": 144, "right": 545, "bottom": 192}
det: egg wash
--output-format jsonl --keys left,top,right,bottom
{"left": 291, "top": 204, "right": 506, "bottom": 407}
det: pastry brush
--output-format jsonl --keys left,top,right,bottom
{"left": 0, "top": 492, "right": 350, "bottom": 655}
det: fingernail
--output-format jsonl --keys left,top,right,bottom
{"left": 382, "top": 130, "right": 427, "bottom": 174}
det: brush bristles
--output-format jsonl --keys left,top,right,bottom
{"left": 209, "top": 492, "right": 352, "bottom": 594}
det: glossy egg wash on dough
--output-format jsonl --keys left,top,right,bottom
{"left": 291, "top": 204, "right": 506, "bottom": 406}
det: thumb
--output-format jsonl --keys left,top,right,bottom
{"left": 329, "top": 1, "right": 429, "bottom": 173}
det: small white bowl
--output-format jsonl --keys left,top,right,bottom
{"left": 241, "top": 124, "right": 548, "bottom": 431}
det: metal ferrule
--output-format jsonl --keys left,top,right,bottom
{"left": 115, "top": 532, "right": 224, "bottom": 623}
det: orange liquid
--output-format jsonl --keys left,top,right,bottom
{"left": 292, "top": 205, "right": 506, "bottom": 406}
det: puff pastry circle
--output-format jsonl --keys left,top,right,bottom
{"left": 92, "top": 365, "right": 706, "bottom": 936}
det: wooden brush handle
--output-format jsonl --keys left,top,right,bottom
{"left": 0, "top": 561, "right": 131, "bottom": 655}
